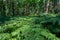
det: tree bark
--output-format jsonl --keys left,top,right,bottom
{"left": 45, "top": 0, "right": 50, "bottom": 14}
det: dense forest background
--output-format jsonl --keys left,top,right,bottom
{"left": 0, "top": 0, "right": 60, "bottom": 40}
{"left": 0, "top": 0, "right": 60, "bottom": 16}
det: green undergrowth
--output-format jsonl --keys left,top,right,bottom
{"left": 0, "top": 14, "right": 60, "bottom": 40}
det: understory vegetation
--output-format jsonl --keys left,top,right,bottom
{"left": 0, "top": 14, "right": 60, "bottom": 40}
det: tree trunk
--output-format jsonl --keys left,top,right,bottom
{"left": 45, "top": 0, "right": 50, "bottom": 14}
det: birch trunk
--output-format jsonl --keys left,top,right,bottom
{"left": 45, "top": 0, "right": 50, "bottom": 14}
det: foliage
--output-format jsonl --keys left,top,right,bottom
{"left": 0, "top": 0, "right": 47, "bottom": 16}
{"left": 0, "top": 14, "right": 60, "bottom": 40}
{"left": 0, "top": 0, "right": 60, "bottom": 40}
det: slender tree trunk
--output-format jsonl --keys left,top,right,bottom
{"left": 45, "top": 0, "right": 50, "bottom": 14}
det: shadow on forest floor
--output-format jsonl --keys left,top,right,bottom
{"left": 0, "top": 16, "right": 11, "bottom": 25}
